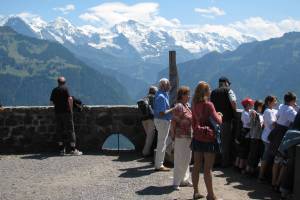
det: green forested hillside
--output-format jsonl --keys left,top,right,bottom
{"left": 0, "top": 26, "right": 132, "bottom": 105}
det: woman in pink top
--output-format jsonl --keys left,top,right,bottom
{"left": 170, "top": 86, "right": 193, "bottom": 190}
{"left": 191, "top": 81, "right": 223, "bottom": 200}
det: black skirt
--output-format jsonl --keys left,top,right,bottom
{"left": 268, "top": 124, "right": 288, "bottom": 156}
{"left": 191, "top": 138, "right": 220, "bottom": 153}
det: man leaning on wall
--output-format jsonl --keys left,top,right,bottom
{"left": 50, "top": 76, "right": 82, "bottom": 156}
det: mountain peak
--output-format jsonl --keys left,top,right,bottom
{"left": 50, "top": 17, "right": 74, "bottom": 29}
{"left": 112, "top": 20, "right": 146, "bottom": 33}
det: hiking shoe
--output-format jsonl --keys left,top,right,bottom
{"left": 154, "top": 166, "right": 170, "bottom": 172}
{"left": 69, "top": 149, "right": 83, "bottom": 156}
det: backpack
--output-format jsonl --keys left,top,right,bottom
{"left": 72, "top": 96, "right": 84, "bottom": 112}
{"left": 137, "top": 96, "right": 154, "bottom": 118}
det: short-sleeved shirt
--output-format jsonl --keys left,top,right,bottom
{"left": 241, "top": 110, "right": 252, "bottom": 129}
{"left": 276, "top": 104, "right": 297, "bottom": 127}
{"left": 154, "top": 90, "right": 172, "bottom": 121}
{"left": 261, "top": 108, "right": 278, "bottom": 143}
{"left": 50, "top": 85, "right": 71, "bottom": 114}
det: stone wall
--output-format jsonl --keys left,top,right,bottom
{"left": 0, "top": 106, "right": 145, "bottom": 153}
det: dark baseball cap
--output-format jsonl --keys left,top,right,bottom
{"left": 219, "top": 76, "right": 231, "bottom": 85}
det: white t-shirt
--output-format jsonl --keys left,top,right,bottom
{"left": 276, "top": 104, "right": 297, "bottom": 127}
{"left": 261, "top": 108, "right": 278, "bottom": 143}
{"left": 241, "top": 110, "right": 251, "bottom": 128}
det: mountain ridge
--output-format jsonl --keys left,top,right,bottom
{"left": 0, "top": 26, "right": 132, "bottom": 106}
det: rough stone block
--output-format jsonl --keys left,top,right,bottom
{"left": 96, "top": 115, "right": 112, "bottom": 126}
{"left": 23, "top": 115, "right": 33, "bottom": 125}
{"left": 37, "top": 126, "right": 47, "bottom": 133}
{"left": 11, "top": 126, "right": 25, "bottom": 136}
{"left": 0, "top": 127, "right": 9, "bottom": 137}
{"left": 5, "top": 116, "right": 18, "bottom": 126}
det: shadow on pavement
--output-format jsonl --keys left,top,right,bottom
{"left": 136, "top": 185, "right": 174, "bottom": 196}
{"left": 119, "top": 163, "right": 154, "bottom": 178}
{"left": 215, "top": 168, "right": 280, "bottom": 200}
{"left": 20, "top": 153, "right": 60, "bottom": 160}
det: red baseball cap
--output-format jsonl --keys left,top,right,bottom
{"left": 241, "top": 98, "right": 254, "bottom": 107}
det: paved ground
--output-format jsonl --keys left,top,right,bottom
{"left": 0, "top": 153, "right": 280, "bottom": 200}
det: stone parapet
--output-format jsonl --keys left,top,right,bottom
{"left": 0, "top": 106, "right": 145, "bottom": 153}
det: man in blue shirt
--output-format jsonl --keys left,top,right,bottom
{"left": 154, "top": 78, "right": 175, "bottom": 171}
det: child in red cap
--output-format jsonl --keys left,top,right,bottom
{"left": 235, "top": 97, "right": 254, "bottom": 172}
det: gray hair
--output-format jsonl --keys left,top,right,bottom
{"left": 158, "top": 78, "right": 170, "bottom": 91}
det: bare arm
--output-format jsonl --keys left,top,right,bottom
{"left": 68, "top": 97, "right": 73, "bottom": 113}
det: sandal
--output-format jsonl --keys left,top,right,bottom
{"left": 193, "top": 193, "right": 204, "bottom": 199}
{"left": 206, "top": 196, "right": 223, "bottom": 200}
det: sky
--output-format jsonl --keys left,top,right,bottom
{"left": 1, "top": 0, "right": 300, "bottom": 39}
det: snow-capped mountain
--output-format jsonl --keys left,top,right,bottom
{"left": 1, "top": 16, "right": 255, "bottom": 64}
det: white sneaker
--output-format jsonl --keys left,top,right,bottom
{"left": 180, "top": 181, "right": 193, "bottom": 187}
{"left": 69, "top": 149, "right": 83, "bottom": 156}
{"left": 173, "top": 185, "right": 180, "bottom": 190}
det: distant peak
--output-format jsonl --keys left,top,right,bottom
{"left": 51, "top": 17, "right": 73, "bottom": 26}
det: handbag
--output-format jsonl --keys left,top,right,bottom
{"left": 193, "top": 104, "right": 216, "bottom": 142}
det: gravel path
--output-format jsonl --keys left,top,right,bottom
{"left": 0, "top": 153, "right": 280, "bottom": 200}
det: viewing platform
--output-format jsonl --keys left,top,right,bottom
{"left": 0, "top": 152, "right": 280, "bottom": 200}
{"left": 0, "top": 106, "right": 297, "bottom": 199}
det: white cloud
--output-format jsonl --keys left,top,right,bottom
{"left": 194, "top": 7, "right": 225, "bottom": 18}
{"left": 79, "top": 2, "right": 180, "bottom": 28}
{"left": 230, "top": 17, "right": 300, "bottom": 40}
{"left": 54, "top": 4, "right": 75, "bottom": 15}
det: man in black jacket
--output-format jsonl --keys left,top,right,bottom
{"left": 50, "top": 76, "right": 82, "bottom": 156}
{"left": 210, "top": 77, "right": 237, "bottom": 167}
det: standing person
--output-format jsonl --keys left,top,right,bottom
{"left": 268, "top": 92, "right": 297, "bottom": 191}
{"left": 50, "top": 76, "right": 82, "bottom": 156}
{"left": 170, "top": 86, "right": 193, "bottom": 190}
{"left": 138, "top": 86, "right": 158, "bottom": 156}
{"left": 234, "top": 98, "right": 254, "bottom": 172}
{"left": 258, "top": 96, "right": 278, "bottom": 181}
{"left": 153, "top": 78, "right": 174, "bottom": 171}
{"left": 245, "top": 100, "right": 264, "bottom": 175}
{"left": 191, "top": 81, "right": 223, "bottom": 200}
{"left": 210, "top": 76, "right": 237, "bottom": 167}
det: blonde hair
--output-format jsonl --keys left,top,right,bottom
{"left": 193, "top": 81, "right": 211, "bottom": 103}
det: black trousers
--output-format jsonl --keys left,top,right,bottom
{"left": 55, "top": 113, "right": 76, "bottom": 145}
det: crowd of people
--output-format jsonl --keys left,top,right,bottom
{"left": 139, "top": 76, "right": 300, "bottom": 200}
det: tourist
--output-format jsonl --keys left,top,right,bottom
{"left": 258, "top": 95, "right": 278, "bottom": 181}
{"left": 210, "top": 76, "right": 237, "bottom": 168}
{"left": 245, "top": 100, "right": 264, "bottom": 175}
{"left": 170, "top": 86, "right": 193, "bottom": 190}
{"left": 234, "top": 98, "right": 254, "bottom": 172}
{"left": 191, "top": 81, "right": 223, "bottom": 200}
{"left": 153, "top": 78, "right": 174, "bottom": 171}
{"left": 50, "top": 76, "right": 82, "bottom": 156}
{"left": 139, "top": 86, "right": 158, "bottom": 156}
{"left": 268, "top": 92, "right": 297, "bottom": 192}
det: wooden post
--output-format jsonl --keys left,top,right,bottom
{"left": 169, "top": 51, "right": 179, "bottom": 107}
